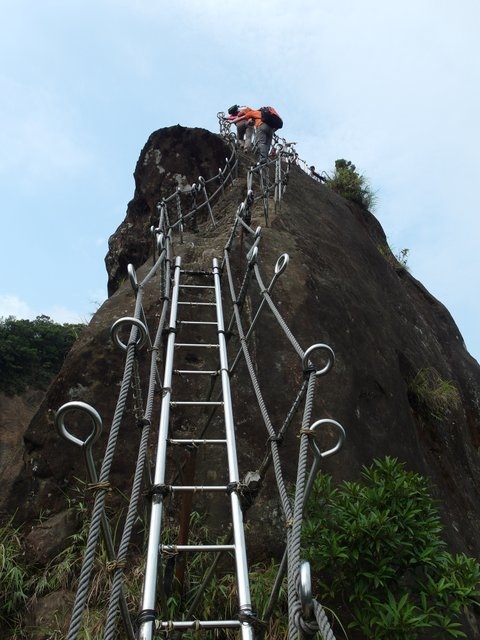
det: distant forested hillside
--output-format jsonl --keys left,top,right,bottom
{"left": 0, "top": 316, "right": 84, "bottom": 396}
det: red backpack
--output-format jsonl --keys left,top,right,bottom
{"left": 260, "top": 106, "right": 283, "bottom": 130}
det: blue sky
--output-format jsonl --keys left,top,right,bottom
{"left": 1, "top": 0, "right": 479, "bottom": 362}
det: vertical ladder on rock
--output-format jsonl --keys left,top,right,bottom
{"left": 138, "top": 256, "right": 255, "bottom": 640}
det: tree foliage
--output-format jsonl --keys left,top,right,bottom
{"left": 326, "top": 158, "right": 376, "bottom": 210}
{"left": 303, "top": 456, "right": 480, "bottom": 639}
{"left": 0, "top": 315, "right": 84, "bottom": 396}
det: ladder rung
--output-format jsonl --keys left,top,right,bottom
{"left": 168, "top": 438, "right": 227, "bottom": 445}
{"left": 178, "top": 301, "right": 216, "bottom": 306}
{"left": 169, "top": 485, "right": 230, "bottom": 492}
{"left": 157, "top": 620, "right": 242, "bottom": 630}
{"left": 179, "top": 284, "right": 215, "bottom": 290}
{"left": 178, "top": 320, "right": 217, "bottom": 325}
{"left": 170, "top": 401, "right": 223, "bottom": 406}
{"left": 180, "top": 269, "right": 212, "bottom": 276}
{"left": 160, "top": 544, "right": 235, "bottom": 552}
{"left": 174, "top": 369, "right": 218, "bottom": 375}
{"left": 175, "top": 342, "right": 218, "bottom": 348}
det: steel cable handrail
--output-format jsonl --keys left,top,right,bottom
{"left": 57, "top": 115, "right": 343, "bottom": 640}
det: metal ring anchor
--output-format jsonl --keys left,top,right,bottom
{"left": 302, "top": 343, "right": 335, "bottom": 377}
{"left": 127, "top": 264, "right": 138, "bottom": 292}
{"left": 299, "top": 560, "right": 313, "bottom": 621}
{"left": 55, "top": 400, "right": 136, "bottom": 639}
{"left": 248, "top": 246, "right": 258, "bottom": 267}
{"left": 111, "top": 317, "right": 148, "bottom": 351}
{"left": 274, "top": 253, "right": 289, "bottom": 275}
{"left": 303, "top": 418, "right": 346, "bottom": 506}
{"left": 309, "top": 418, "right": 346, "bottom": 459}
{"left": 156, "top": 232, "right": 165, "bottom": 252}
{"left": 55, "top": 401, "right": 102, "bottom": 450}
{"left": 267, "top": 253, "right": 289, "bottom": 292}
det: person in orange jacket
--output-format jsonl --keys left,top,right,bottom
{"left": 230, "top": 107, "right": 273, "bottom": 164}
{"left": 226, "top": 105, "right": 254, "bottom": 151}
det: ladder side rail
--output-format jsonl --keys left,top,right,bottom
{"left": 138, "top": 256, "right": 182, "bottom": 640}
{"left": 212, "top": 258, "right": 255, "bottom": 640}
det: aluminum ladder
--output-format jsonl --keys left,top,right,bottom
{"left": 138, "top": 256, "right": 255, "bottom": 639}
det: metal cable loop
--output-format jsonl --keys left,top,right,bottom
{"left": 111, "top": 317, "right": 148, "bottom": 351}
{"left": 302, "top": 344, "right": 335, "bottom": 378}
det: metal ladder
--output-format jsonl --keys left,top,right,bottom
{"left": 138, "top": 256, "right": 255, "bottom": 639}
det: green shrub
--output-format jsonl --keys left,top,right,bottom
{"left": 409, "top": 367, "right": 461, "bottom": 420}
{"left": 325, "top": 159, "right": 376, "bottom": 210}
{"left": 0, "top": 518, "right": 29, "bottom": 631}
{"left": 303, "top": 456, "right": 480, "bottom": 639}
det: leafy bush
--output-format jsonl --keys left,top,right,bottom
{"left": 303, "top": 456, "right": 480, "bottom": 639}
{"left": 0, "top": 315, "right": 84, "bottom": 395}
{"left": 326, "top": 159, "right": 376, "bottom": 210}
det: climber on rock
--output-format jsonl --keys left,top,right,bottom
{"left": 225, "top": 105, "right": 254, "bottom": 151}
{"left": 229, "top": 107, "right": 271, "bottom": 164}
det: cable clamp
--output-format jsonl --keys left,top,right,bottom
{"left": 87, "top": 480, "right": 112, "bottom": 493}
{"left": 226, "top": 481, "right": 238, "bottom": 495}
{"left": 298, "top": 428, "right": 314, "bottom": 438}
{"left": 136, "top": 609, "right": 156, "bottom": 626}
{"left": 238, "top": 606, "right": 266, "bottom": 631}
{"left": 303, "top": 364, "right": 316, "bottom": 377}
{"left": 268, "top": 433, "right": 284, "bottom": 443}
{"left": 163, "top": 326, "right": 177, "bottom": 335}
{"left": 147, "top": 484, "right": 171, "bottom": 499}
{"left": 137, "top": 417, "right": 151, "bottom": 429}
{"left": 106, "top": 559, "right": 127, "bottom": 572}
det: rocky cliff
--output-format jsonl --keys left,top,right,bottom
{"left": 2, "top": 125, "right": 480, "bottom": 637}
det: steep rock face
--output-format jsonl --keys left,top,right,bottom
{"left": 0, "top": 389, "right": 45, "bottom": 516}
{"left": 3, "top": 126, "right": 480, "bottom": 635}
{"left": 105, "top": 125, "right": 230, "bottom": 295}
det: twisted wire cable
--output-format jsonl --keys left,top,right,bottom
{"left": 288, "top": 371, "right": 316, "bottom": 638}
{"left": 252, "top": 263, "right": 304, "bottom": 359}
{"left": 66, "top": 338, "right": 138, "bottom": 640}
{"left": 103, "top": 252, "right": 171, "bottom": 639}
{"left": 103, "top": 359, "right": 149, "bottom": 640}
{"left": 223, "top": 249, "right": 293, "bottom": 522}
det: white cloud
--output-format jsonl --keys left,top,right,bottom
{"left": 45, "top": 305, "right": 88, "bottom": 325}
{"left": 0, "top": 294, "right": 86, "bottom": 325}
{"left": 0, "top": 295, "right": 32, "bottom": 320}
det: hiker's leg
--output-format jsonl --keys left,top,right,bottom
{"left": 256, "top": 123, "right": 272, "bottom": 162}
{"left": 244, "top": 125, "right": 254, "bottom": 151}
